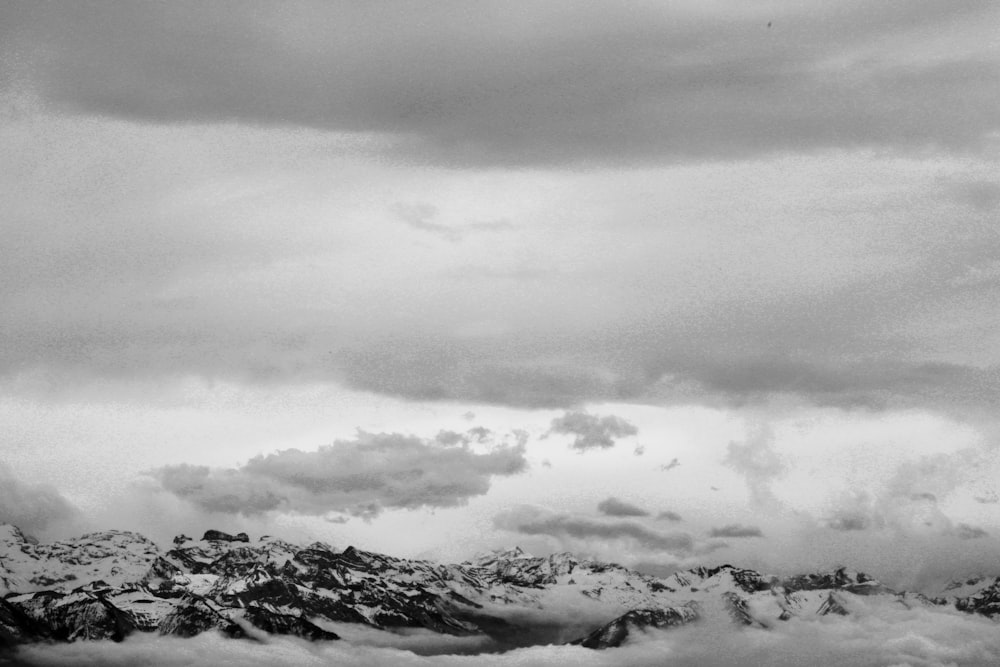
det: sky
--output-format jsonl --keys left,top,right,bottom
{"left": 1, "top": 0, "right": 1000, "bottom": 595}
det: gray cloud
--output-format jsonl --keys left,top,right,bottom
{"left": 494, "top": 506, "right": 693, "bottom": 553}
{"left": 3, "top": 1, "right": 997, "bottom": 166}
{"left": 660, "top": 458, "right": 680, "bottom": 472}
{"left": 332, "top": 327, "right": 1000, "bottom": 412}
{"left": 0, "top": 463, "right": 79, "bottom": 537}
{"left": 826, "top": 513, "right": 873, "bottom": 532}
{"left": 391, "top": 202, "right": 458, "bottom": 241}
{"left": 596, "top": 497, "right": 649, "bottom": 518}
{"left": 338, "top": 346, "right": 645, "bottom": 409}
{"left": 708, "top": 524, "right": 764, "bottom": 538}
{"left": 547, "top": 412, "right": 638, "bottom": 451}
{"left": 153, "top": 431, "right": 527, "bottom": 519}
{"left": 656, "top": 511, "right": 683, "bottom": 523}
{"left": 950, "top": 180, "right": 1000, "bottom": 211}
{"left": 956, "top": 523, "right": 988, "bottom": 540}
{"left": 0, "top": 4, "right": 997, "bottom": 420}
{"left": 389, "top": 203, "right": 511, "bottom": 242}
{"left": 434, "top": 427, "right": 492, "bottom": 447}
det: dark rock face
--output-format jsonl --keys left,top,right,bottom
{"left": 0, "top": 598, "right": 52, "bottom": 647}
{"left": 15, "top": 591, "right": 137, "bottom": 642}
{"left": 241, "top": 606, "right": 340, "bottom": 641}
{"left": 571, "top": 606, "right": 699, "bottom": 649}
{"left": 159, "top": 598, "right": 247, "bottom": 639}
{"left": 722, "top": 591, "right": 756, "bottom": 626}
{"left": 955, "top": 581, "right": 1000, "bottom": 618}
{"left": 817, "top": 592, "right": 849, "bottom": 616}
{"left": 688, "top": 565, "right": 771, "bottom": 593}
{"left": 781, "top": 568, "right": 888, "bottom": 596}
{"left": 202, "top": 530, "right": 250, "bottom": 543}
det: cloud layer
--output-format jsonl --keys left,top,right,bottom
{"left": 0, "top": 1, "right": 998, "bottom": 420}
{"left": 12, "top": 596, "right": 1000, "bottom": 667}
{"left": 153, "top": 431, "right": 527, "bottom": 519}
{"left": 4, "top": 1, "right": 998, "bottom": 166}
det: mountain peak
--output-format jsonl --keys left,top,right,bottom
{"left": 471, "top": 545, "right": 531, "bottom": 563}
{"left": 3, "top": 525, "right": 999, "bottom": 652}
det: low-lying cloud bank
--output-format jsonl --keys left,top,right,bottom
{"left": 11, "top": 597, "right": 1000, "bottom": 666}
{"left": 152, "top": 430, "right": 527, "bottom": 519}
{"left": 596, "top": 497, "right": 649, "bottom": 518}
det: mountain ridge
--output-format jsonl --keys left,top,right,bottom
{"left": 1, "top": 523, "right": 998, "bottom": 652}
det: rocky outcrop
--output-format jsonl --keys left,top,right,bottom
{"left": 158, "top": 597, "right": 247, "bottom": 639}
{"left": 240, "top": 606, "right": 340, "bottom": 640}
{"left": 571, "top": 606, "right": 699, "bottom": 649}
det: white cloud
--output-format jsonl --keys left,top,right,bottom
{"left": 0, "top": 463, "right": 79, "bottom": 538}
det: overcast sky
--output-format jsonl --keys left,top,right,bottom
{"left": 1, "top": 0, "right": 999, "bottom": 591}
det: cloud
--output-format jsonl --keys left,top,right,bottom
{"left": 338, "top": 348, "right": 644, "bottom": 409}
{"left": 3, "top": 1, "right": 997, "bottom": 166}
{"left": 956, "top": 523, "right": 988, "bottom": 540}
{"left": 0, "top": 4, "right": 999, "bottom": 424}
{"left": 494, "top": 505, "right": 693, "bottom": 554}
{"left": 819, "top": 449, "right": 990, "bottom": 538}
{"left": 547, "top": 412, "right": 638, "bottom": 451}
{"left": 826, "top": 513, "right": 873, "bottom": 532}
{"left": 13, "top": 589, "right": 1000, "bottom": 667}
{"left": 389, "top": 203, "right": 510, "bottom": 242}
{"left": 1, "top": 115, "right": 1000, "bottom": 415}
{"left": 660, "top": 458, "right": 680, "bottom": 472}
{"left": 974, "top": 491, "right": 998, "bottom": 504}
{"left": 708, "top": 524, "right": 764, "bottom": 538}
{"left": 434, "top": 428, "right": 492, "bottom": 447}
{"left": 596, "top": 497, "right": 649, "bottom": 518}
{"left": 949, "top": 259, "right": 1000, "bottom": 288}
{"left": 0, "top": 463, "right": 79, "bottom": 537}
{"left": 724, "top": 426, "right": 785, "bottom": 507}
{"left": 656, "top": 511, "right": 683, "bottom": 523}
{"left": 153, "top": 431, "right": 527, "bottom": 519}
{"left": 950, "top": 179, "right": 1000, "bottom": 211}
{"left": 391, "top": 202, "right": 458, "bottom": 241}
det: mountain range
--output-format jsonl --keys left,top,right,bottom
{"left": 2, "top": 523, "right": 998, "bottom": 653}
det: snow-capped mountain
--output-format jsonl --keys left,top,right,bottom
{"left": 1, "top": 523, "right": 998, "bottom": 652}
